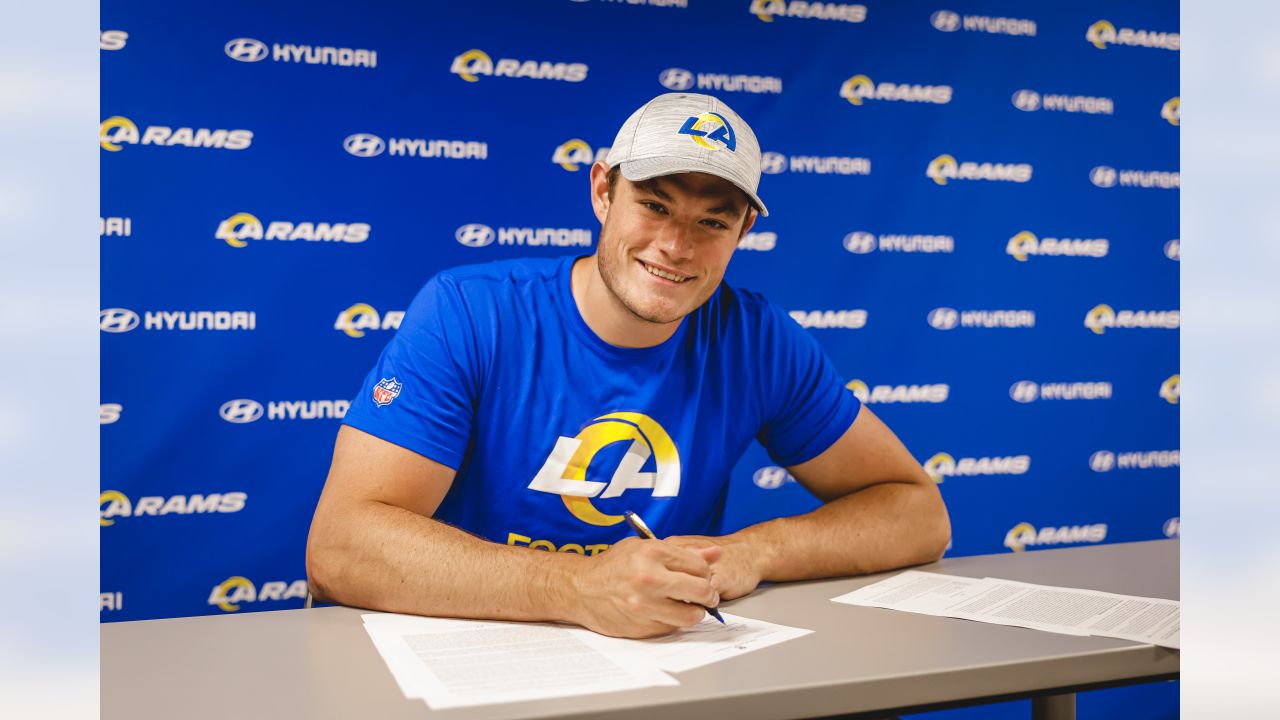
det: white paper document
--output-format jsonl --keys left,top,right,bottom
{"left": 589, "top": 612, "right": 813, "bottom": 673}
{"left": 361, "top": 611, "right": 811, "bottom": 709}
{"left": 362, "top": 614, "right": 675, "bottom": 709}
{"left": 831, "top": 571, "right": 1179, "bottom": 649}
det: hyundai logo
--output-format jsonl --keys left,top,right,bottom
{"left": 225, "top": 38, "right": 269, "bottom": 63}
{"left": 455, "top": 223, "right": 495, "bottom": 248}
{"left": 930, "top": 10, "right": 961, "bottom": 32}
{"left": 1089, "top": 450, "right": 1116, "bottom": 473}
{"left": 219, "top": 399, "right": 264, "bottom": 424}
{"left": 99, "top": 308, "right": 140, "bottom": 333}
{"left": 842, "top": 231, "right": 876, "bottom": 254}
{"left": 1011, "top": 89, "right": 1041, "bottom": 112}
{"left": 1089, "top": 166, "right": 1117, "bottom": 188}
{"left": 658, "top": 68, "right": 694, "bottom": 91}
{"left": 927, "top": 307, "right": 959, "bottom": 330}
{"left": 1009, "top": 381, "right": 1039, "bottom": 403}
{"left": 760, "top": 151, "right": 787, "bottom": 175}
{"left": 344, "top": 133, "right": 385, "bottom": 157}
{"left": 752, "top": 466, "right": 793, "bottom": 490}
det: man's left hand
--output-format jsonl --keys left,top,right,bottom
{"left": 664, "top": 534, "right": 762, "bottom": 601}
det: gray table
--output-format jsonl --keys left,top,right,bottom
{"left": 102, "top": 539, "right": 1179, "bottom": 720}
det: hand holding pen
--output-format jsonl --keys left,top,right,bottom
{"left": 625, "top": 510, "right": 725, "bottom": 624}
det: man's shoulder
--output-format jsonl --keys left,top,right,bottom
{"left": 396, "top": 257, "right": 573, "bottom": 356}
{"left": 423, "top": 256, "right": 570, "bottom": 308}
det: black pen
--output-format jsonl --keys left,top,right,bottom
{"left": 623, "top": 510, "right": 725, "bottom": 624}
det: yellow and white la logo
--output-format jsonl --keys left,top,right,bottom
{"left": 927, "top": 154, "right": 1031, "bottom": 185}
{"left": 1084, "top": 19, "right": 1178, "bottom": 51}
{"left": 1084, "top": 304, "right": 1115, "bottom": 334}
{"left": 551, "top": 139, "right": 608, "bottom": 172}
{"left": 1159, "top": 374, "right": 1180, "bottom": 404}
{"left": 1003, "top": 522, "right": 1038, "bottom": 551}
{"left": 1086, "top": 20, "right": 1116, "bottom": 49}
{"left": 923, "top": 452, "right": 1030, "bottom": 481}
{"left": 527, "top": 413, "right": 680, "bottom": 526}
{"left": 334, "top": 303, "right": 403, "bottom": 338}
{"left": 922, "top": 452, "right": 955, "bottom": 482}
{"left": 215, "top": 212, "right": 370, "bottom": 247}
{"left": 99, "top": 490, "right": 130, "bottom": 526}
{"left": 1004, "top": 522, "right": 1107, "bottom": 552}
{"left": 926, "top": 154, "right": 957, "bottom": 185}
{"left": 1161, "top": 97, "right": 1180, "bottom": 126}
{"left": 751, "top": 0, "right": 784, "bottom": 21}
{"left": 100, "top": 116, "right": 253, "bottom": 151}
{"left": 101, "top": 490, "right": 246, "bottom": 525}
{"left": 750, "top": 0, "right": 865, "bottom": 23}
{"left": 451, "top": 49, "right": 492, "bottom": 82}
{"left": 99, "top": 116, "right": 138, "bottom": 151}
{"left": 216, "top": 212, "right": 261, "bottom": 248}
{"left": 208, "top": 576, "right": 308, "bottom": 612}
{"left": 1085, "top": 304, "right": 1179, "bottom": 334}
{"left": 839, "top": 75, "right": 874, "bottom": 105}
{"left": 838, "top": 74, "right": 951, "bottom": 106}
{"left": 1006, "top": 231, "right": 1109, "bottom": 261}
{"left": 846, "top": 379, "right": 949, "bottom": 404}
{"left": 450, "top": 49, "right": 587, "bottom": 82}
{"left": 1007, "top": 231, "right": 1037, "bottom": 261}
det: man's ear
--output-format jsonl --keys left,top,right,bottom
{"left": 589, "top": 161, "right": 611, "bottom": 224}
{"left": 738, "top": 208, "right": 758, "bottom": 238}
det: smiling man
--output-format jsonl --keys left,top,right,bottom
{"left": 306, "top": 93, "right": 950, "bottom": 639}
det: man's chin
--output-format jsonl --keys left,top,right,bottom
{"left": 622, "top": 297, "right": 688, "bottom": 326}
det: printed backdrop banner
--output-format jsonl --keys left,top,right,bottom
{"left": 101, "top": 0, "right": 1179, "bottom": 634}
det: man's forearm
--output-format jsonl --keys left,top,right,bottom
{"left": 728, "top": 480, "right": 951, "bottom": 583}
{"left": 307, "top": 500, "right": 582, "bottom": 622}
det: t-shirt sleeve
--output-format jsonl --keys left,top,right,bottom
{"left": 755, "top": 301, "right": 862, "bottom": 468}
{"left": 341, "top": 274, "right": 484, "bottom": 470}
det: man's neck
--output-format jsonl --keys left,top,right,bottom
{"left": 570, "top": 256, "right": 682, "bottom": 349}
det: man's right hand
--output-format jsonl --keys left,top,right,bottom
{"left": 567, "top": 537, "right": 722, "bottom": 639}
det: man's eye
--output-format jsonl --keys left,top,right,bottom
{"left": 642, "top": 201, "right": 667, "bottom": 214}
{"left": 701, "top": 219, "right": 728, "bottom": 230}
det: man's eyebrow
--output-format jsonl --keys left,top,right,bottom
{"left": 634, "top": 179, "right": 672, "bottom": 202}
{"left": 704, "top": 199, "right": 745, "bottom": 217}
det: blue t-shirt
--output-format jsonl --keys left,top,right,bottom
{"left": 342, "top": 255, "right": 860, "bottom": 554}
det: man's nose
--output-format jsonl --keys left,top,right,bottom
{"left": 655, "top": 221, "right": 695, "bottom": 261}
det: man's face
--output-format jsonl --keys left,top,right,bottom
{"left": 591, "top": 165, "right": 756, "bottom": 325}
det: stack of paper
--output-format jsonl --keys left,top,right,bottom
{"left": 831, "top": 570, "right": 1179, "bottom": 649}
{"left": 361, "top": 611, "right": 810, "bottom": 709}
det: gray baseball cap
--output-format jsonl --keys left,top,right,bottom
{"left": 605, "top": 93, "right": 769, "bottom": 217}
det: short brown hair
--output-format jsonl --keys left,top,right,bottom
{"left": 606, "top": 164, "right": 622, "bottom": 200}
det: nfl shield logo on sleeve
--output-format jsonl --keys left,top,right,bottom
{"left": 373, "top": 377, "right": 403, "bottom": 407}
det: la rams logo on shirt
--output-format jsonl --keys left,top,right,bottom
{"left": 677, "top": 113, "right": 737, "bottom": 152}
{"left": 527, "top": 412, "right": 681, "bottom": 526}
{"left": 373, "top": 377, "right": 402, "bottom": 406}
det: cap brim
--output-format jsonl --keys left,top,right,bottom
{"left": 620, "top": 157, "right": 769, "bottom": 217}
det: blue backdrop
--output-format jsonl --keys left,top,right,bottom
{"left": 101, "top": 1, "right": 1178, "bottom": 713}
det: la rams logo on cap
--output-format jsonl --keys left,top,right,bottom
{"left": 677, "top": 112, "right": 737, "bottom": 152}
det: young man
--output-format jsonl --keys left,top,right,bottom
{"left": 307, "top": 93, "right": 950, "bottom": 639}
